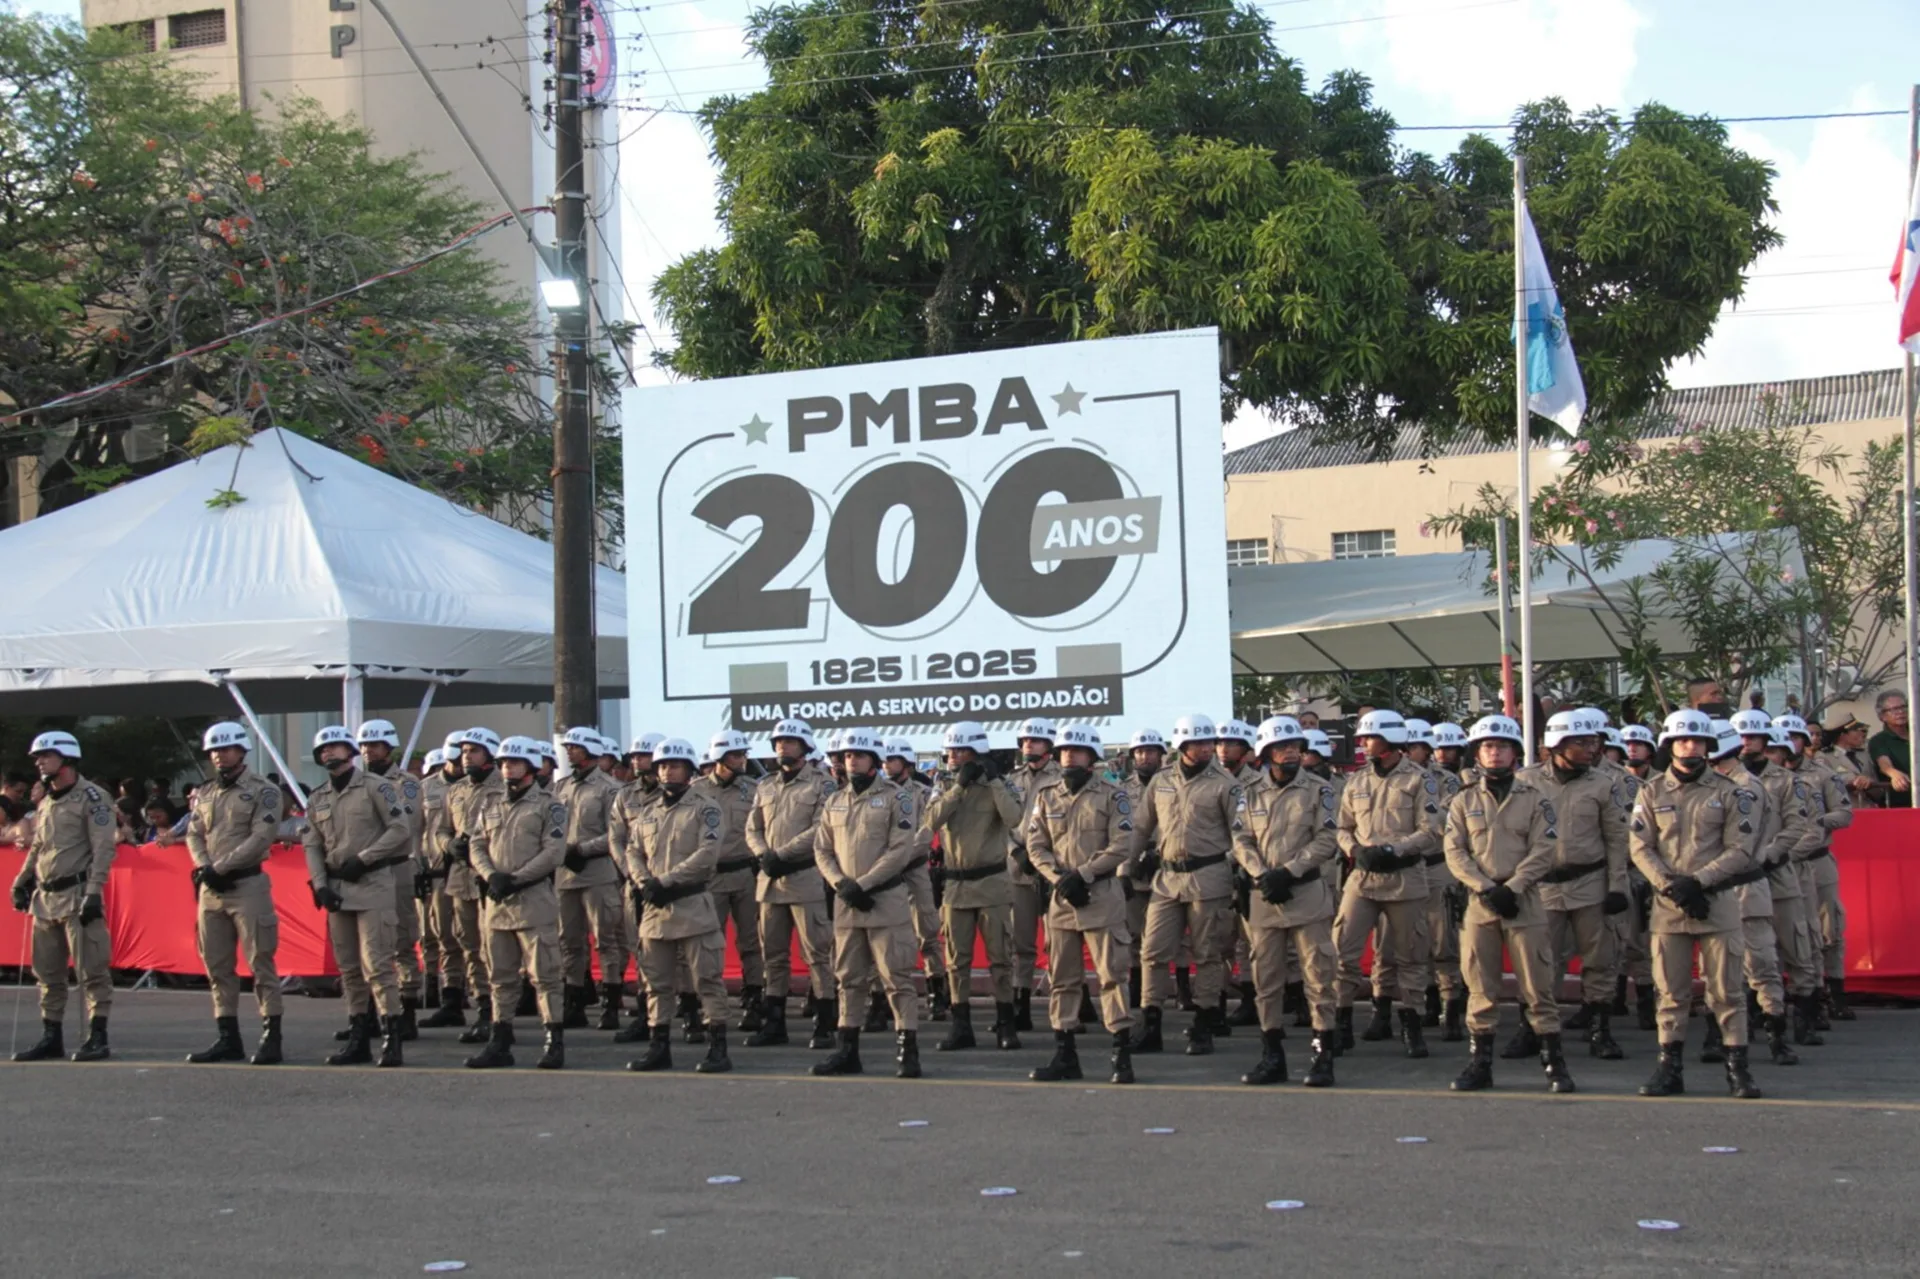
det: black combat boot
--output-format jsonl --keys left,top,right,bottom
{"left": 747, "top": 998, "right": 789, "bottom": 1047}
{"left": 896, "top": 1029, "right": 922, "bottom": 1079}
{"left": 1334, "top": 1005, "right": 1355, "bottom": 1053}
{"left": 1302, "top": 1031, "right": 1336, "bottom": 1088}
{"left": 1698, "top": 1011, "right": 1726, "bottom": 1064}
{"left": 1441, "top": 994, "right": 1467, "bottom": 1043}
{"left": 333, "top": 1015, "right": 356, "bottom": 1042}
{"left": 189, "top": 1015, "right": 248, "bottom": 1064}
{"left": 1031, "top": 1030, "right": 1083, "bottom": 1081}
{"left": 1638, "top": 1041, "right": 1685, "bottom": 1096}
{"left": 1540, "top": 1032, "right": 1576, "bottom": 1094}
{"left": 1825, "top": 976, "right": 1854, "bottom": 1021}
{"left": 1362, "top": 997, "right": 1394, "bottom": 1041}
{"left": 863, "top": 990, "right": 891, "bottom": 1033}
{"left": 1587, "top": 1004, "right": 1624, "bottom": 1059}
{"left": 1398, "top": 1007, "right": 1429, "bottom": 1059}
{"left": 1128, "top": 965, "right": 1143, "bottom": 1010}
{"left": 1765, "top": 1013, "right": 1798, "bottom": 1065}
{"left": 562, "top": 983, "right": 589, "bottom": 1030}
{"left": 1725, "top": 1045, "right": 1762, "bottom": 1098}
{"left": 1228, "top": 981, "right": 1259, "bottom": 1027}
{"left": 1137, "top": 1004, "right": 1164, "bottom": 1053}
{"left": 938, "top": 1001, "right": 976, "bottom": 1051}
{"left": 515, "top": 980, "right": 539, "bottom": 1018}
{"left": 1110, "top": 1029, "right": 1135, "bottom": 1084}
{"left": 1175, "top": 967, "right": 1196, "bottom": 1010}
{"left": 582, "top": 981, "right": 598, "bottom": 1007}
{"left": 72, "top": 1016, "right": 111, "bottom": 1063}
{"left": 598, "top": 983, "right": 624, "bottom": 1032}
{"left": 1636, "top": 985, "right": 1657, "bottom": 1031}
{"left": 422, "top": 986, "right": 466, "bottom": 1029}
{"left": 458, "top": 998, "right": 493, "bottom": 1044}
{"left": 1014, "top": 987, "right": 1035, "bottom": 1031}
{"left": 1183, "top": 1008, "right": 1214, "bottom": 1056}
{"left": 425, "top": 972, "right": 442, "bottom": 1010}
{"left": 626, "top": 1024, "right": 672, "bottom": 1072}
{"left": 1500, "top": 1013, "right": 1541, "bottom": 1059}
{"left": 613, "top": 1003, "right": 650, "bottom": 1044}
{"left": 1792, "top": 993, "right": 1825, "bottom": 1046}
{"left": 378, "top": 1015, "right": 405, "bottom": 1068}
{"left": 399, "top": 996, "right": 420, "bottom": 1042}
{"left": 326, "top": 1014, "right": 375, "bottom": 1066}
{"left": 1242, "top": 1028, "right": 1288, "bottom": 1085}
{"left": 464, "top": 1020, "right": 515, "bottom": 1069}
{"left": 1213, "top": 991, "right": 1233, "bottom": 1037}
{"left": 928, "top": 980, "right": 952, "bottom": 1022}
{"left": 1611, "top": 975, "right": 1630, "bottom": 1015}
{"left": 808, "top": 997, "right": 837, "bottom": 1050}
{"left": 1451, "top": 1033, "right": 1494, "bottom": 1091}
{"left": 13, "top": 1019, "right": 63, "bottom": 1062}
{"left": 250, "top": 1015, "right": 282, "bottom": 1066}
{"left": 994, "top": 1001, "right": 1022, "bottom": 1050}
{"left": 1423, "top": 983, "right": 1442, "bottom": 1028}
{"left": 1285, "top": 980, "right": 1311, "bottom": 1028}
{"left": 739, "top": 985, "right": 765, "bottom": 1034}
{"left": 677, "top": 992, "right": 706, "bottom": 1044}
{"left": 1563, "top": 1000, "right": 1594, "bottom": 1031}
{"left": 1745, "top": 989, "right": 1763, "bottom": 1029}
{"left": 810, "top": 1027, "right": 863, "bottom": 1075}
{"left": 695, "top": 1024, "right": 730, "bottom": 1074}
{"left": 1078, "top": 983, "right": 1102, "bottom": 1029}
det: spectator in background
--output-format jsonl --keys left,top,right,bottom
{"left": 1686, "top": 676, "right": 1730, "bottom": 717}
{"left": 114, "top": 796, "right": 144, "bottom": 845}
{"left": 1298, "top": 711, "right": 1321, "bottom": 731}
{"left": 142, "top": 799, "right": 180, "bottom": 845}
{"left": 1870, "top": 690, "right": 1912, "bottom": 808}
{"left": 0, "top": 771, "right": 34, "bottom": 847}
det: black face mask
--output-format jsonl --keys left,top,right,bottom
{"left": 851, "top": 771, "right": 876, "bottom": 794}
{"left": 1272, "top": 761, "right": 1300, "bottom": 784}
{"left": 1740, "top": 751, "right": 1768, "bottom": 773}
{"left": 1552, "top": 760, "right": 1587, "bottom": 783}
{"left": 779, "top": 756, "right": 804, "bottom": 777}
{"left": 1482, "top": 765, "right": 1515, "bottom": 784}
{"left": 1371, "top": 756, "right": 1397, "bottom": 777}
{"left": 1024, "top": 753, "right": 1051, "bottom": 769}
{"left": 661, "top": 781, "right": 689, "bottom": 804}
{"left": 1062, "top": 766, "right": 1092, "bottom": 792}
{"left": 1179, "top": 758, "right": 1208, "bottom": 780}
{"left": 217, "top": 763, "right": 245, "bottom": 784}
{"left": 1697, "top": 700, "right": 1733, "bottom": 719}
{"left": 1671, "top": 757, "right": 1708, "bottom": 781}
{"left": 1134, "top": 763, "right": 1159, "bottom": 783}
{"left": 466, "top": 764, "right": 493, "bottom": 782}
{"left": 508, "top": 775, "right": 535, "bottom": 799}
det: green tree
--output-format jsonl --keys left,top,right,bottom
{"left": 0, "top": 16, "right": 620, "bottom": 537}
{"left": 654, "top": 0, "right": 1776, "bottom": 450}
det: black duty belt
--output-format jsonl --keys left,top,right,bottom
{"left": 762, "top": 857, "right": 807, "bottom": 880}
{"left": 425, "top": 865, "right": 450, "bottom": 880}
{"left": 908, "top": 854, "right": 929, "bottom": 871}
{"left": 1293, "top": 867, "right": 1323, "bottom": 886}
{"left": 1717, "top": 866, "right": 1770, "bottom": 889}
{"left": 1422, "top": 853, "right": 1448, "bottom": 867}
{"left": 945, "top": 862, "right": 1007, "bottom": 882}
{"left": 866, "top": 872, "right": 908, "bottom": 895}
{"left": 39, "top": 872, "right": 85, "bottom": 893}
{"left": 1542, "top": 859, "right": 1607, "bottom": 885}
{"left": 1163, "top": 853, "right": 1227, "bottom": 874}
{"left": 365, "top": 853, "right": 413, "bottom": 872}
{"left": 652, "top": 879, "right": 710, "bottom": 905}
{"left": 220, "top": 864, "right": 264, "bottom": 884}
{"left": 714, "top": 857, "right": 756, "bottom": 875}
{"left": 1804, "top": 848, "right": 1832, "bottom": 863}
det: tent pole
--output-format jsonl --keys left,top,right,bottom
{"left": 1514, "top": 155, "right": 1538, "bottom": 767}
{"left": 399, "top": 680, "right": 441, "bottom": 769}
{"left": 1495, "top": 517, "right": 1516, "bottom": 717}
{"left": 223, "top": 680, "right": 307, "bottom": 808}
{"left": 342, "top": 669, "right": 365, "bottom": 734}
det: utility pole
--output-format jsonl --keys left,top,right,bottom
{"left": 551, "top": 0, "right": 597, "bottom": 731}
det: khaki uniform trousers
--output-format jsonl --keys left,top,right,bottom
{"left": 1251, "top": 918, "right": 1336, "bottom": 1032}
{"left": 197, "top": 877, "right": 283, "bottom": 1018}
{"left": 32, "top": 914, "right": 112, "bottom": 1022}
{"left": 1549, "top": 903, "right": 1616, "bottom": 1004}
{"left": 760, "top": 898, "right": 835, "bottom": 1002}
{"left": 1814, "top": 858, "right": 1846, "bottom": 976}
{"left": 559, "top": 882, "right": 632, "bottom": 988}
{"left": 1334, "top": 891, "right": 1430, "bottom": 1009}
{"left": 1140, "top": 895, "right": 1235, "bottom": 1009}
{"left": 943, "top": 903, "right": 1013, "bottom": 1006}
{"left": 1740, "top": 915, "right": 1786, "bottom": 1017}
{"left": 425, "top": 884, "right": 474, "bottom": 994}
{"left": 710, "top": 881, "right": 763, "bottom": 989}
{"left": 331, "top": 905, "right": 402, "bottom": 1018}
{"left": 639, "top": 931, "right": 728, "bottom": 1027}
{"left": 1653, "top": 930, "right": 1747, "bottom": 1047}
{"left": 1610, "top": 908, "right": 1651, "bottom": 985}
{"left": 447, "top": 893, "right": 489, "bottom": 999}
{"left": 1461, "top": 918, "right": 1560, "bottom": 1037}
{"left": 1771, "top": 894, "right": 1819, "bottom": 996}
{"left": 1372, "top": 882, "right": 1461, "bottom": 999}
{"left": 905, "top": 863, "right": 947, "bottom": 979}
{"left": 484, "top": 911, "right": 563, "bottom": 1027}
{"left": 1124, "top": 889, "right": 1150, "bottom": 979}
{"left": 415, "top": 882, "right": 444, "bottom": 989}
{"left": 392, "top": 870, "right": 421, "bottom": 999}
{"left": 1046, "top": 924, "right": 1133, "bottom": 1033}
{"left": 834, "top": 920, "right": 919, "bottom": 1032}
{"left": 1010, "top": 881, "right": 1042, "bottom": 991}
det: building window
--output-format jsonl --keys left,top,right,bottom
{"left": 169, "top": 9, "right": 227, "bottom": 49}
{"left": 1332, "top": 529, "right": 1396, "bottom": 560}
{"left": 112, "top": 19, "right": 158, "bottom": 52}
{"left": 1227, "top": 538, "right": 1270, "bottom": 568}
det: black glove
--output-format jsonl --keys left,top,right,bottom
{"left": 1483, "top": 883, "right": 1521, "bottom": 920}
{"left": 1135, "top": 850, "right": 1162, "bottom": 878}
{"left": 959, "top": 761, "right": 985, "bottom": 787}
{"left": 311, "top": 884, "right": 344, "bottom": 912}
{"left": 449, "top": 833, "right": 471, "bottom": 866}
{"left": 190, "top": 865, "right": 210, "bottom": 890}
{"left": 639, "top": 879, "right": 666, "bottom": 906}
{"left": 1357, "top": 845, "right": 1398, "bottom": 874}
{"left": 836, "top": 880, "right": 877, "bottom": 912}
{"left": 78, "top": 893, "right": 103, "bottom": 925}
{"left": 9, "top": 880, "right": 31, "bottom": 912}
{"left": 629, "top": 881, "right": 647, "bottom": 914}
{"left": 1258, "top": 867, "right": 1296, "bottom": 903}
{"left": 1014, "top": 847, "right": 1036, "bottom": 876}
{"left": 334, "top": 857, "right": 367, "bottom": 883}
{"left": 563, "top": 845, "right": 589, "bottom": 873}
{"left": 758, "top": 851, "right": 784, "bottom": 877}
{"left": 1057, "top": 871, "right": 1091, "bottom": 909}
{"left": 413, "top": 869, "right": 432, "bottom": 901}
{"left": 1603, "top": 890, "right": 1631, "bottom": 915}
{"left": 927, "top": 864, "right": 946, "bottom": 887}
{"left": 202, "top": 868, "right": 235, "bottom": 894}
{"left": 486, "top": 871, "right": 517, "bottom": 900}
{"left": 1663, "top": 874, "right": 1712, "bottom": 920}
{"left": 1682, "top": 891, "right": 1713, "bottom": 922}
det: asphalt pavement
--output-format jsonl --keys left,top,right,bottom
{"left": 2, "top": 988, "right": 1916, "bottom": 1277}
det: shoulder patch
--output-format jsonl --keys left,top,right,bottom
{"left": 1540, "top": 798, "right": 1558, "bottom": 826}
{"left": 82, "top": 785, "right": 103, "bottom": 802}
{"left": 1425, "top": 775, "right": 1439, "bottom": 795}
{"left": 402, "top": 780, "right": 420, "bottom": 801}
{"left": 1735, "top": 789, "right": 1754, "bottom": 816}
{"left": 378, "top": 783, "right": 398, "bottom": 804}
{"left": 1114, "top": 791, "right": 1131, "bottom": 817}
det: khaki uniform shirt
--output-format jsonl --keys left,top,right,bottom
{"left": 363, "top": 761, "right": 423, "bottom": 866}
{"left": 1629, "top": 768, "right": 1757, "bottom": 935}
{"left": 11, "top": 775, "right": 116, "bottom": 922}
{"left": 1004, "top": 757, "right": 1063, "bottom": 884}
{"left": 608, "top": 778, "right": 662, "bottom": 886}
{"left": 926, "top": 774, "right": 1022, "bottom": 909}
{"left": 420, "top": 767, "right": 457, "bottom": 868}
{"left": 302, "top": 771, "right": 411, "bottom": 912}
{"left": 1337, "top": 756, "right": 1442, "bottom": 903}
{"left": 1731, "top": 761, "right": 1809, "bottom": 913}
{"left": 439, "top": 769, "right": 507, "bottom": 901}
{"left": 556, "top": 767, "right": 621, "bottom": 889}
{"left": 692, "top": 771, "right": 759, "bottom": 893}
{"left": 1231, "top": 766, "right": 1340, "bottom": 929}
{"left": 1026, "top": 775, "right": 1132, "bottom": 931}
{"left": 1120, "top": 773, "right": 1159, "bottom": 893}
{"left": 186, "top": 767, "right": 283, "bottom": 877}
{"left": 746, "top": 768, "right": 834, "bottom": 904}
{"left": 629, "top": 789, "right": 725, "bottom": 941}
{"left": 816, "top": 776, "right": 917, "bottom": 929}
{"left": 1131, "top": 760, "right": 1243, "bottom": 904}
{"left": 1795, "top": 758, "right": 1853, "bottom": 850}
{"left": 470, "top": 780, "right": 567, "bottom": 931}
{"left": 1517, "top": 763, "right": 1630, "bottom": 911}
{"left": 1443, "top": 776, "right": 1558, "bottom": 928}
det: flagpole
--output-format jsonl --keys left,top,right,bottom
{"left": 1904, "top": 83, "right": 1918, "bottom": 789}
{"left": 1514, "top": 155, "right": 1538, "bottom": 765}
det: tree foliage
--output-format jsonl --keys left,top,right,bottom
{"left": 0, "top": 16, "right": 619, "bottom": 537}
{"left": 655, "top": 0, "right": 1777, "bottom": 450}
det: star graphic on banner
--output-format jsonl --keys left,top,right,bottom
{"left": 1051, "top": 383, "right": 1086, "bottom": 415}
{"left": 739, "top": 413, "right": 772, "bottom": 444}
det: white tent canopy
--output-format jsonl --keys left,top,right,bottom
{"left": 0, "top": 428, "right": 626, "bottom": 718}
{"left": 1229, "top": 536, "right": 1799, "bottom": 675}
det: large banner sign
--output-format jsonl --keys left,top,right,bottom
{"left": 623, "top": 328, "right": 1229, "bottom": 752}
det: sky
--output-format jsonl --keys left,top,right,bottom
{"left": 17, "top": 0, "right": 1920, "bottom": 451}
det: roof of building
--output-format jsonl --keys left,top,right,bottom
{"left": 1222, "top": 367, "right": 1905, "bottom": 476}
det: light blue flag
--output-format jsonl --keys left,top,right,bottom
{"left": 1514, "top": 206, "right": 1586, "bottom": 435}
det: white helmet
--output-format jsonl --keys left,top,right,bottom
{"left": 1402, "top": 718, "right": 1434, "bottom": 747}
{"left": 1729, "top": 709, "right": 1772, "bottom": 737}
{"left": 770, "top": 718, "right": 815, "bottom": 750}
{"left": 1620, "top": 724, "right": 1656, "bottom": 748}
{"left": 1354, "top": 710, "right": 1409, "bottom": 746}
{"left": 442, "top": 730, "right": 467, "bottom": 754}
{"left": 1015, "top": 717, "right": 1057, "bottom": 745}
{"left": 1255, "top": 716, "right": 1305, "bottom": 756}
{"left": 1170, "top": 714, "right": 1217, "bottom": 748}
{"left": 708, "top": 729, "right": 751, "bottom": 760}
{"left": 1659, "top": 709, "right": 1719, "bottom": 746}
{"left": 1710, "top": 719, "right": 1740, "bottom": 760}
{"left": 627, "top": 732, "right": 665, "bottom": 759}
{"left": 498, "top": 735, "right": 544, "bottom": 767}
{"left": 424, "top": 747, "right": 446, "bottom": 771}
{"left": 1057, "top": 724, "right": 1102, "bottom": 755}
{"left": 883, "top": 737, "right": 917, "bottom": 763}
{"left": 459, "top": 726, "right": 501, "bottom": 758}
{"left": 1773, "top": 712, "right": 1810, "bottom": 740}
{"left": 1128, "top": 728, "right": 1167, "bottom": 753}
{"left": 1466, "top": 715, "right": 1526, "bottom": 748}
{"left": 652, "top": 737, "right": 698, "bottom": 766}
{"left": 942, "top": 721, "right": 990, "bottom": 754}
{"left": 28, "top": 730, "right": 81, "bottom": 760}
{"left": 1431, "top": 722, "right": 1468, "bottom": 749}
{"left": 1768, "top": 726, "right": 1795, "bottom": 748}
{"left": 839, "top": 728, "right": 885, "bottom": 761}
{"left": 1543, "top": 708, "right": 1606, "bottom": 749}
{"left": 1303, "top": 729, "right": 1334, "bottom": 757}
{"left": 203, "top": 721, "right": 252, "bottom": 753}
{"left": 537, "top": 739, "right": 559, "bottom": 763}
{"left": 355, "top": 719, "right": 401, "bottom": 748}
{"left": 1217, "top": 718, "right": 1258, "bottom": 748}
{"left": 311, "top": 724, "right": 358, "bottom": 764}
{"left": 560, "top": 726, "right": 604, "bottom": 754}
